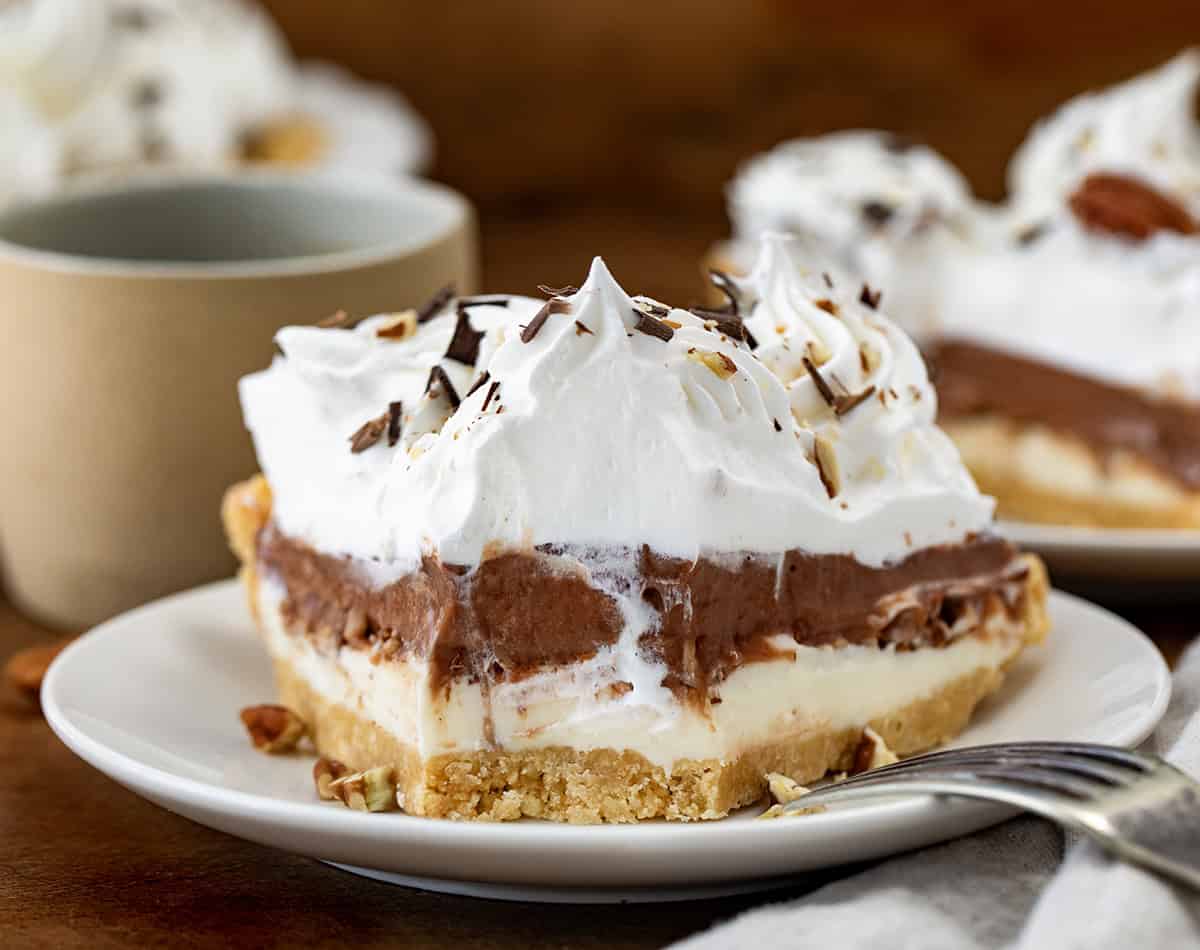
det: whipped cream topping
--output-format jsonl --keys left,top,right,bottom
{"left": 0, "top": 0, "right": 430, "bottom": 207}
{"left": 241, "top": 238, "right": 993, "bottom": 572}
{"left": 1008, "top": 50, "right": 1200, "bottom": 225}
{"left": 738, "top": 233, "right": 991, "bottom": 528}
{"left": 935, "top": 221, "right": 1200, "bottom": 399}
{"left": 729, "top": 131, "right": 975, "bottom": 251}
{"left": 726, "top": 130, "right": 989, "bottom": 336}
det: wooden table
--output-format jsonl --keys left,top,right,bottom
{"left": 4, "top": 211, "right": 1199, "bottom": 947}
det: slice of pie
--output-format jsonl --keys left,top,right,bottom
{"left": 928, "top": 51, "right": 1200, "bottom": 529}
{"left": 223, "top": 239, "right": 1049, "bottom": 822}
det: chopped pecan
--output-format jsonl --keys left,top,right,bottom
{"left": 687, "top": 348, "right": 738, "bottom": 379}
{"left": 849, "top": 726, "right": 900, "bottom": 774}
{"left": 330, "top": 765, "right": 397, "bottom": 812}
{"left": 313, "top": 757, "right": 350, "bottom": 800}
{"left": 240, "top": 704, "right": 307, "bottom": 753}
{"left": 813, "top": 434, "right": 841, "bottom": 498}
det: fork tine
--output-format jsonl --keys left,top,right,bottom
{"left": 769, "top": 747, "right": 1200, "bottom": 895}
{"left": 782, "top": 771, "right": 1099, "bottom": 821}
{"left": 956, "top": 765, "right": 1104, "bottom": 800}
{"left": 813, "top": 763, "right": 1104, "bottom": 801}
{"left": 835, "top": 741, "right": 1151, "bottom": 787}
{"left": 831, "top": 749, "right": 1137, "bottom": 791}
{"left": 919, "top": 742, "right": 1151, "bottom": 770}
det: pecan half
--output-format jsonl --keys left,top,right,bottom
{"left": 4, "top": 638, "right": 74, "bottom": 704}
{"left": 1068, "top": 172, "right": 1197, "bottom": 241}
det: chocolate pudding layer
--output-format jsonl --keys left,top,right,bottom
{"left": 930, "top": 340, "right": 1200, "bottom": 489}
{"left": 258, "top": 525, "right": 1029, "bottom": 703}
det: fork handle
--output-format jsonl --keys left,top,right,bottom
{"left": 1103, "top": 773, "right": 1200, "bottom": 892}
{"left": 784, "top": 776, "right": 1200, "bottom": 893}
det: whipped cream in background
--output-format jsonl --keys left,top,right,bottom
{"left": 936, "top": 220, "right": 1200, "bottom": 400}
{"left": 1008, "top": 50, "right": 1200, "bottom": 226}
{"left": 727, "top": 130, "right": 996, "bottom": 336}
{"left": 293, "top": 63, "right": 433, "bottom": 177}
{"left": 0, "top": 0, "right": 431, "bottom": 208}
{"left": 931, "top": 51, "right": 1200, "bottom": 401}
{"left": 241, "top": 235, "right": 993, "bottom": 575}
{"left": 724, "top": 57, "right": 1200, "bottom": 404}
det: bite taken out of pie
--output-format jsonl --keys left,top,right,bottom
{"left": 223, "top": 237, "right": 1049, "bottom": 823}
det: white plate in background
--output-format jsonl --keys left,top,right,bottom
{"left": 999, "top": 520, "right": 1200, "bottom": 590}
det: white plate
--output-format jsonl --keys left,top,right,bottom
{"left": 43, "top": 580, "right": 1170, "bottom": 902}
{"left": 999, "top": 520, "right": 1200, "bottom": 590}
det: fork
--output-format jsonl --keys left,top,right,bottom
{"left": 777, "top": 741, "right": 1200, "bottom": 891}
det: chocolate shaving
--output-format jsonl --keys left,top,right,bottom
{"left": 459, "top": 296, "right": 510, "bottom": 309}
{"left": 859, "top": 284, "right": 882, "bottom": 309}
{"left": 112, "top": 8, "right": 157, "bottom": 29}
{"left": 131, "top": 79, "right": 162, "bottom": 110}
{"left": 707, "top": 269, "right": 741, "bottom": 314}
{"left": 386, "top": 401, "right": 404, "bottom": 446}
{"left": 349, "top": 413, "right": 388, "bottom": 453}
{"left": 537, "top": 284, "right": 579, "bottom": 297}
{"left": 426, "top": 365, "right": 461, "bottom": 409}
{"left": 882, "top": 132, "right": 916, "bottom": 154}
{"left": 822, "top": 272, "right": 834, "bottom": 289}
{"left": 481, "top": 380, "right": 501, "bottom": 411}
{"left": 835, "top": 386, "right": 877, "bottom": 417}
{"left": 417, "top": 285, "right": 455, "bottom": 324}
{"left": 690, "top": 307, "right": 753, "bottom": 345}
{"left": 861, "top": 201, "right": 895, "bottom": 226}
{"left": 1015, "top": 222, "right": 1048, "bottom": 247}
{"left": 318, "top": 309, "right": 356, "bottom": 329}
{"left": 633, "top": 309, "right": 675, "bottom": 342}
{"left": 444, "top": 306, "right": 485, "bottom": 365}
{"left": 521, "top": 298, "right": 571, "bottom": 343}
{"left": 465, "top": 370, "right": 491, "bottom": 399}
{"left": 801, "top": 357, "right": 837, "bottom": 408}
{"left": 574, "top": 320, "right": 594, "bottom": 336}
{"left": 814, "top": 298, "right": 839, "bottom": 316}
{"left": 773, "top": 418, "right": 783, "bottom": 432}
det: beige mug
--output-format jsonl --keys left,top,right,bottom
{"left": 0, "top": 172, "right": 477, "bottom": 629}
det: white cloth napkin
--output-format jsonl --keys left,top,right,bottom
{"left": 675, "top": 641, "right": 1200, "bottom": 950}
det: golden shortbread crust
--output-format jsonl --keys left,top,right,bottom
{"left": 222, "top": 475, "right": 1050, "bottom": 822}
{"left": 943, "top": 416, "right": 1200, "bottom": 530}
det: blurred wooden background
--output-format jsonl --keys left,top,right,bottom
{"left": 262, "top": 0, "right": 1200, "bottom": 300}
